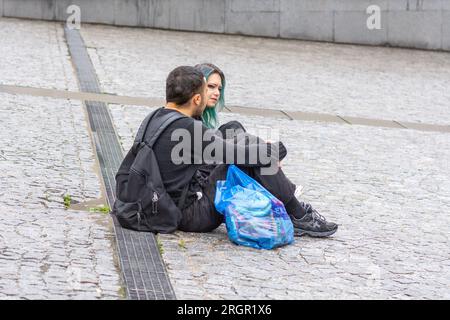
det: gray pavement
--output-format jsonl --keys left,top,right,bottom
{"left": 0, "top": 18, "right": 78, "bottom": 91}
{"left": 80, "top": 22, "right": 450, "bottom": 125}
{"left": 110, "top": 104, "right": 450, "bottom": 299}
{"left": 1, "top": 17, "right": 449, "bottom": 299}
{"left": 0, "top": 17, "right": 123, "bottom": 299}
{"left": 0, "top": 93, "right": 123, "bottom": 299}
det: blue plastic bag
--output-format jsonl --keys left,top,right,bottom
{"left": 214, "top": 165, "right": 294, "bottom": 250}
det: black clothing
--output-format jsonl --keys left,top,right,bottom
{"left": 290, "top": 208, "right": 338, "bottom": 237}
{"left": 178, "top": 120, "right": 297, "bottom": 232}
{"left": 285, "top": 197, "right": 308, "bottom": 219}
{"left": 179, "top": 163, "right": 297, "bottom": 232}
{"left": 152, "top": 109, "right": 287, "bottom": 207}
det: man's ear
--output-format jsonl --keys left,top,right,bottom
{"left": 192, "top": 93, "right": 201, "bottom": 106}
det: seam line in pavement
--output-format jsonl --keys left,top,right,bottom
{"left": 1, "top": 84, "right": 450, "bottom": 134}
{"left": 280, "top": 110, "right": 294, "bottom": 120}
{"left": 336, "top": 115, "right": 352, "bottom": 125}
{"left": 393, "top": 120, "right": 408, "bottom": 129}
{"left": 63, "top": 27, "right": 176, "bottom": 300}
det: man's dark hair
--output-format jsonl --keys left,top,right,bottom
{"left": 166, "top": 66, "right": 205, "bottom": 105}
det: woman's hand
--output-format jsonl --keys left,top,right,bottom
{"left": 267, "top": 139, "right": 283, "bottom": 168}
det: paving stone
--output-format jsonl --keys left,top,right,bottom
{"left": 81, "top": 22, "right": 450, "bottom": 125}
{"left": 2, "top": 17, "right": 450, "bottom": 300}
{"left": 0, "top": 94, "right": 122, "bottom": 299}
{"left": 109, "top": 104, "right": 450, "bottom": 299}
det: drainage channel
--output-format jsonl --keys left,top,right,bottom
{"left": 64, "top": 26, "right": 175, "bottom": 300}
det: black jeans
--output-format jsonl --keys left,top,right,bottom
{"left": 178, "top": 121, "right": 297, "bottom": 232}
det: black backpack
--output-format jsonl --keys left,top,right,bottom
{"left": 112, "top": 107, "right": 187, "bottom": 233}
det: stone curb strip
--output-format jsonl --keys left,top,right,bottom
{"left": 1, "top": 84, "right": 450, "bottom": 134}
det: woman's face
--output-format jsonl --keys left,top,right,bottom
{"left": 205, "top": 72, "right": 222, "bottom": 108}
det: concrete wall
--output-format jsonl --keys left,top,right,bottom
{"left": 1, "top": 0, "right": 449, "bottom": 51}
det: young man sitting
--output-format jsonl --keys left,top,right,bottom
{"left": 150, "top": 66, "right": 338, "bottom": 237}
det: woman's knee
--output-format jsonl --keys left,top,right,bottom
{"left": 218, "top": 120, "right": 246, "bottom": 137}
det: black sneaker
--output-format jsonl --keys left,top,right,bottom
{"left": 289, "top": 202, "right": 338, "bottom": 237}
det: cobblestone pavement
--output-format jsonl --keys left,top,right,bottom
{"left": 0, "top": 93, "right": 123, "bottom": 299}
{"left": 0, "top": 18, "right": 77, "bottom": 91}
{"left": 0, "top": 18, "right": 123, "bottom": 299}
{"left": 81, "top": 23, "right": 450, "bottom": 125}
{"left": 1, "top": 17, "right": 450, "bottom": 300}
{"left": 110, "top": 104, "right": 450, "bottom": 299}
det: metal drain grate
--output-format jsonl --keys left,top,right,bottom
{"left": 64, "top": 26, "right": 176, "bottom": 300}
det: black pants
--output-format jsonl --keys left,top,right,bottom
{"left": 178, "top": 121, "right": 297, "bottom": 232}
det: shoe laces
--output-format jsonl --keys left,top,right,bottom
{"left": 299, "top": 201, "right": 326, "bottom": 223}
{"left": 311, "top": 209, "right": 326, "bottom": 223}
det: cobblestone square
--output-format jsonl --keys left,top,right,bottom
{"left": 0, "top": 17, "right": 449, "bottom": 300}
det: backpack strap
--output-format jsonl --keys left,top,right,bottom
{"left": 132, "top": 108, "right": 187, "bottom": 154}
{"left": 132, "top": 108, "right": 161, "bottom": 155}
{"left": 145, "top": 111, "right": 187, "bottom": 147}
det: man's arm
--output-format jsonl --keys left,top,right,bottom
{"left": 192, "top": 121, "right": 287, "bottom": 167}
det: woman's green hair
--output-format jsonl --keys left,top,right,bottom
{"left": 195, "top": 63, "right": 226, "bottom": 129}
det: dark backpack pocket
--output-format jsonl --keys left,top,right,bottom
{"left": 114, "top": 199, "right": 145, "bottom": 231}
{"left": 140, "top": 190, "right": 182, "bottom": 233}
{"left": 114, "top": 145, "right": 182, "bottom": 233}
